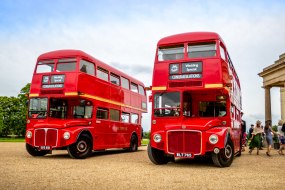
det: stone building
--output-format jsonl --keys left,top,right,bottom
{"left": 258, "top": 53, "right": 285, "bottom": 123}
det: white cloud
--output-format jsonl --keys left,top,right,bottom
{"left": 1, "top": 1, "right": 285, "bottom": 130}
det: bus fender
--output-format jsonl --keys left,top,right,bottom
{"left": 76, "top": 129, "right": 93, "bottom": 142}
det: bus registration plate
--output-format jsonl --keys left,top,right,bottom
{"left": 39, "top": 146, "right": 51, "bottom": 150}
{"left": 175, "top": 152, "right": 193, "bottom": 158}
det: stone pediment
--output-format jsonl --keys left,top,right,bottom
{"left": 259, "top": 53, "right": 285, "bottom": 87}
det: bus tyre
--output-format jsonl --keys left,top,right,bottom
{"left": 129, "top": 134, "right": 138, "bottom": 152}
{"left": 147, "top": 143, "right": 169, "bottom": 165}
{"left": 67, "top": 134, "right": 92, "bottom": 159}
{"left": 26, "top": 143, "right": 49, "bottom": 157}
{"left": 212, "top": 140, "right": 234, "bottom": 167}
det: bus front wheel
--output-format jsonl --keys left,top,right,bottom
{"left": 67, "top": 134, "right": 92, "bottom": 159}
{"left": 147, "top": 143, "right": 169, "bottom": 165}
{"left": 26, "top": 143, "right": 49, "bottom": 157}
{"left": 212, "top": 139, "right": 234, "bottom": 167}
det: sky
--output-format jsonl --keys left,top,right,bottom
{"left": 1, "top": 0, "right": 285, "bottom": 131}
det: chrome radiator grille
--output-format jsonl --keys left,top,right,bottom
{"left": 34, "top": 128, "right": 58, "bottom": 147}
{"left": 167, "top": 130, "right": 201, "bottom": 154}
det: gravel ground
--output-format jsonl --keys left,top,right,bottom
{"left": 0, "top": 142, "right": 285, "bottom": 190}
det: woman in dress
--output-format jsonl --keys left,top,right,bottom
{"left": 264, "top": 120, "right": 277, "bottom": 156}
{"left": 249, "top": 120, "right": 263, "bottom": 155}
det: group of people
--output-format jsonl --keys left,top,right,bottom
{"left": 247, "top": 119, "right": 285, "bottom": 156}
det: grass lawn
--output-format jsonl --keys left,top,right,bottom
{"left": 0, "top": 138, "right": 25, "bottom": 142}
{"left": 141, "top": 138, "right": 149, "bottom": 146}
{"left": 1, "top": 137, "right": 150, "bottom": 145}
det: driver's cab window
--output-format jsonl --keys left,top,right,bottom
{"left": 154, "top": 92, "right": 181, "bottom": 117}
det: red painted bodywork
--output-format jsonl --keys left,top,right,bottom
{"left": 26, "top": 50, "right": 147, "bottom": 151}
{"left": 150, "top": 32, "right": 242, "bottom": 157}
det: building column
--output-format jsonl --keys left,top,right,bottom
{"left": 280, "top": 87, "right": 285, "bottom": 121}
{"left": 265, "top": 87, "right": 272, "bottom": 122}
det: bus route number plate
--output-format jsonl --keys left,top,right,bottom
{"left": 175, "top": 152, "right": 193, "bottom": 158}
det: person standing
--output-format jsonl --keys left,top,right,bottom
{"left": 249, "top": 120, "right": 263, "bottom": 155}
{"left": 264, "top": 120, "right": 277, "bottom": 156}
{"left": 277, "top": 120, "right": 285, "bottom": 155}
{"left": 249, "top": 124, "right": 254, "bottom": 138}
{"left": 241, "top": 112, "right": 247, "bottom": 151}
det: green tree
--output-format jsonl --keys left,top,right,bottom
{"left": 0, "top": 96, "right": 18, "bottom": 136}
{"left": 143, "top": 131, "right": 150, "bottom": 139}
{"left": 16, "top": 83, "right": 30, "bottom": 136}
{"left": 0, "top": 83, "right": 30, "bottom": 137}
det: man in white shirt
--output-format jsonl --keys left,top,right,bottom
{"left": 277, "top": 120, "right": 285, "bottom": 155}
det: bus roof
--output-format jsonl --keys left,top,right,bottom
{"left": 37, "top": 49, "right": 145, "bottom": 86}
{"left": 157, "top": 32, "right": 224, "bottom": 46}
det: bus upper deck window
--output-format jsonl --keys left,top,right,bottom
{"left": 158, "top": 46, "right": 184, "bottom": 61}
{"left": 110, "top": 73, "right": 120, "bottom": 85}
{"left": 36, "top": 60, "right": 55, "bottom": 73}
{"left": 131, "top": 83, "right": 138, "bottom": 93}
{"left": 97, "top": 67, "right": 109, "bottom": 81}
{"left": 57, "top": 58, "right": 77, "bottom": 72}
{"left": 188, "top": 43, "right": 216, "bottom": 58}
{"left": 121, "top": 77, "right": 130, "bottom": 89}
{"left": 80, "top": 60, "right": 95, "bottom": 76}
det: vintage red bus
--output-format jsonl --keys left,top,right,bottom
{"left": 147, "top": 32, "right": 242, "bottom": 167}
{"left": 25, "top": 50, "right": 147, "bottom": 159}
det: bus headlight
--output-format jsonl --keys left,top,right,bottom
{"left": 153, "top": 134, "right": 162, "bottom": 143}
{"left": 26, "top": 131, "right": 32, "bottom": 139}
{"left": 63, "top": 132, "right": 70, "bottom": 140}
{"left": 209, "top": 134, "right": 218, "bottom": 144}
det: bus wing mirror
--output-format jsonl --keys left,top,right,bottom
{"left": 149, "top": 95, "right": 153, "bottom": 103}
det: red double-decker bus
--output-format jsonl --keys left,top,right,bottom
{"left": 147, "top": 32, "right": 242, "bottom": 167}
{"left": 25, "top": 50, "right": 147, "bottom": 159}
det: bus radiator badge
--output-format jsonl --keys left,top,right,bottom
{"left": 182, "top": 125, "right": 186, "bottom": 129}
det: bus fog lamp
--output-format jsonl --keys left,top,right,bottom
{"left": 26, "top": 131, "right": 32, "bottom": 139}
{"left": 63, "top": 132, "right": 70, "bottom": 140}
{"left": 214, "top": 148, "right": 220, "bottom": 154}
{"left": 209, "top": 134, "right": 218, "bottom": 144}
{"left": 153, "top": 134, "right": 162, "bottom": 143}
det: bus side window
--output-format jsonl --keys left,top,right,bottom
{"left": 131, "top": 113, "right": 139, "bottom": 124}
{"left": 220, "top": 45, "right": 226, "bottom": 61}
{"left": 110, "top": 109, "right": 120, "bottom": 121}
{"left": 96, "top": 108, "right": 108, "bottom": 119}
{"left": 74, "top": 106, "right": 85, "bottom": 118}
{"left": 121, "top": 112, "right": 130, "bottom": 123}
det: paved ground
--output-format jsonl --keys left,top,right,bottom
{"left": 0, "top": 142, "right": 284, "bottom": 190}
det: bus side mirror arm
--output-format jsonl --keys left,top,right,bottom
{"left": 149, "top": 95, "right": 152, "bottom": 103}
